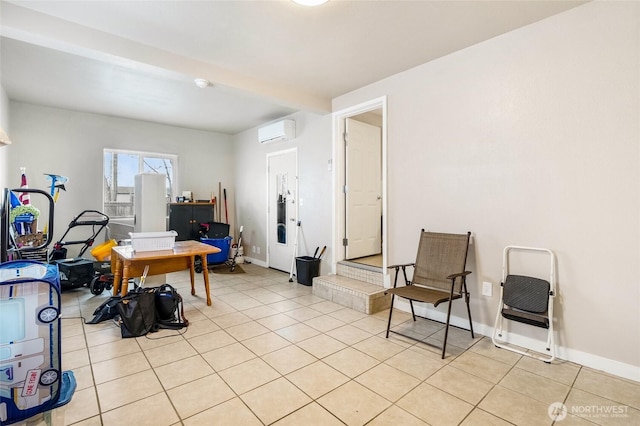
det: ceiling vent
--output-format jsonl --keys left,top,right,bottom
{"left": 258, "top": 119, "right": 295, "bottom": 144}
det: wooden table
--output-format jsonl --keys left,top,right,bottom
{"left": 111, "top": 240, "right": 221, "bottom": 306}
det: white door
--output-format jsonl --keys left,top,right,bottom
{"left": 345, "top": 118, "right": 382, "bottom": 259}
{"left": 268, "top": 150, "right": 297, "bottom": 272}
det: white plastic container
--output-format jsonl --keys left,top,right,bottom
{"left": 128, "top": 230, "right": 177, "bottom": 252}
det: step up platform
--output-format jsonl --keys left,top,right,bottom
{"left": 312, "top": 261, "right": 391, "bottom": 314}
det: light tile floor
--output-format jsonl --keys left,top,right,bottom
{"left": 47, "top": 264, "right": 639, "bottom": 425}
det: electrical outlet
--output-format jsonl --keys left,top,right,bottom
{"left": 252, "top": 246, "right": 256, "bottom": 253}
{"left": 256, "top": 247, "right": 260, "bottom": 254}
{"left": 482, "top": 281, "right": 493, "bottom": 297}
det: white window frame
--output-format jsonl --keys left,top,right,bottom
{"left": 103, "top": 148, "right": 178, "bottom": 219}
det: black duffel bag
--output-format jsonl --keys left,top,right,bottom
{"left": 117, "top": 284, "right": 189, "bottom": 338}
{"left": 117, "top": 287, "right": 158, "bottom": 338}
{"left": 86, "top": 296, "right": 122, "bottom": 324}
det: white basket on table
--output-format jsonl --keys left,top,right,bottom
{"left": 128, "top": 231, "right": 177, "bottom": 252}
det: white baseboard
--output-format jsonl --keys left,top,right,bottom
{"left": 393, "top": 300, "right": 640, "bottom": 382}
{"left": 243, "top": 257, "right": 267, "bottom": 268}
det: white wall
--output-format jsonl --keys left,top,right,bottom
{"left": 233, "top": 111, "right": 333, "bottom": 274}
{"left": 7, "top": 102, "right": 233, "bottom": 249}
{"left": 333, "top": 1, "right": 640, "bottom": 376}
{"left": 0, "top": 86, "right": 9, "bottom": 192}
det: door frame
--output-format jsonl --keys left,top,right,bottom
{"left": 332, "top": 96, "right": 388, "bottom": 284}
{"left": 266, "top": 147, "right": 298, "bottom": 271}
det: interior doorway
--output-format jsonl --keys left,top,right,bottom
{"left": 332, "top": 97, "right": 387, "bottom": 282}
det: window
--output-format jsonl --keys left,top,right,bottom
{"left": 103, "top": 149, "right": 177, "bottom": 218}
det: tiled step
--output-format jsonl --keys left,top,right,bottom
{"left": 336, "top": 261, "right": 385, "bottom": 286}
{"left": 312, "top": 263, "right": 390, "bottom": 314}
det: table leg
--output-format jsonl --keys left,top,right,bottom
{"left": 112, "top": 258, "right": 122, "bottom": 296}
{"left": 201, "top": 254, "right": 212, "bottom": 306}
{"left": 189, "top": 256, "right": 196, "bottom": 296}
{"left": 121, "top": 262, "right": 130, "bottom": 296}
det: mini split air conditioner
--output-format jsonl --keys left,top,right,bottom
{"left": 258, "top": 119, "right": 295, "bottom": 144}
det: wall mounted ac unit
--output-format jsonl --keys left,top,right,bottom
{"left": 258, "top": 119, "right": 295, "bottom": 144}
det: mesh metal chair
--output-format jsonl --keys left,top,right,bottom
{"left": 492, "top": 246, "right": 556, "bottom": 363}
{"left": 385, "top": 230, "right": 473, "bottom": 359}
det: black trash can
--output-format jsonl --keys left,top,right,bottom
{"left": 295, "top": 256, "right": 320, "bottom": 286}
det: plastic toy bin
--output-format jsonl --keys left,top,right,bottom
{"left": 200, "top": 236, "right": 231, "bottom": 264}
{"left": 295, "top": 256, "right": 320, "bottom": 286}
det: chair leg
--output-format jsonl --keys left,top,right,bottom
{"left": 409, "top": 300, "right": 416, "bottom": 321}
{"left": 385, "top": 295, "right": 395, "bottom": 338}
{"left": 442, "top": 301, "right": 454, "bottom": 359}
{"left": 465, "top": 292, "right": 474, "bottom": 338}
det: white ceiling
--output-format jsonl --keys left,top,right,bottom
{"left": 0, "top": 0, "right": 586, "bottom": 134}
